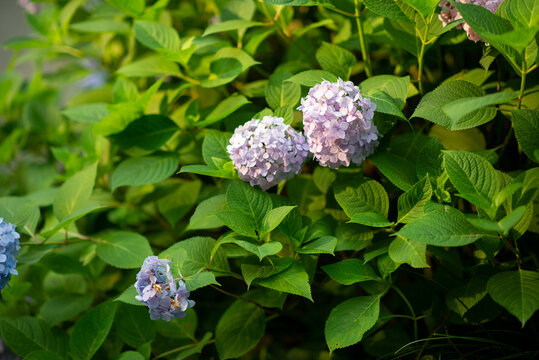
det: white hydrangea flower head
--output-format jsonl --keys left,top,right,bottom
{"left": 298, "top": 78, "right": 379, "bottom": 169}
{"left": 438, "top": 0, "right": 504, "bottom": 43}
{"left": 227, "top": 116, "right": 310, "bottom": 191}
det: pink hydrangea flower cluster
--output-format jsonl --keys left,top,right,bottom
{"left": 298, "top": 78, "right": 379, "bottom": 169}
{"left": 227, "top": 116, "right": 310, "bottom": 191}
{"left": 438, "top": 0, "right": 503, "bottom": 43}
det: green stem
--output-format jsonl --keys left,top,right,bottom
{"left": 417, "top": 16, "right": 430, "bottom": 95}
{"left": 417, "top": 41, "right": 426, "bottom": 95}
{"left": 393, "top": 285, "right": 418, "bottom": 340}
{"left": 518, "top": 61, "right": 527, "bottom": 109}
{"left": 354, "top": 0, "right": 372, "bottom": 77}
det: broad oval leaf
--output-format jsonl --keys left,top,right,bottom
{"left": 412, "top": 80, "right": 498, "bottom": 130}
{"left": 111, "top": 152, "right": 179, "bottom": 191}
{"left": 397, "top": 206, "right": 488, "bottom": 246}
{"left": 70, "top": 301, "right": 117, "bottom": 360}
{"left": 134, "top": 21, "right": 180, "bottom": 53}
{"left": 96, "top": 231, "right": 153, "bottom": 269}
{"left": 487, "top": 270, "right": 539, "bottom": 327}
{"left": 325, "top": 296, "right": 381, "bottom": 352}
{"left": 215, "top": 300, "right": 266, "bottom": 360}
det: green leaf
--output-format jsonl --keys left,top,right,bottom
{"left": 388, "top": 236, "right": 428, "bottom": 268}
{"left": 157, "top": 181, "right": 201, "bottom": 226}
{"left": 96, "top": 231, "right": 153, "bottom": 269}
{"left": 322, "top": 259, "right": 379, "bottom": 285}
{"left": 444, "top": 150, "right": 499, "bottom": 210}
{"left": 159, "top": 236, "right": 230, "bottom": 277}
{"left": 446, "top": 274, "right": 489, "bottom": 317}
{"left": 115, "top": 286, "right": 143, "bottom": 307}
{"left": 201, "top": 48, "right": 259, "bottom": 88}
{"left": 316, "top": 42, "right": 356, "bottom": 80}
{"left": 215, "top": 300, "right": 266, "bottom": 360}
{"left": 487, "top": 270, "right": 539, "bottom": 326}
{"left": 265, "top": 70, "right": 301, "bottom": 110}
{"left": 227, "top": 181, "right": 273, "bottom": 231}
{"left": 512, "top": 109, "right": 539, "bottom": 163}
{"left": 117, "top": 56, "right": 181, "bottom": 78}
{"left": 260, "top": 206, "right": 296, "bottom": 236}
{"left": 111, "top": 152, "right": 178, "bottom": 191}
{"left": 363, "top": 0, "right": 411, "bottom": 22}
{"left": 108, "top": 0, "right": 145, "bottom": 15}
{"left": 408, "top": 0, "right": 439, "bottom": 17}
{"left": 397, "top": 177, "right": 433, "bottom": 224}
{"left": 412, "top": 81, "right": 498, "bottom": 130}
{"left": 70, "top": 19, "right": 130, "bottom": 33}
{"left": 110, "top": 115, "right": 179, "bottom": 151}
{"left": 254, "top": 261, "right": 313, "bottom": 301}
{"left": 92, "top": 103, "right": 143, "bottom": 136}
{"left": 334, "top": 179, "right": 391, "bottom": 227}
{"left": 215, "top": 233, "right": 283, "bottom": 260}
{"left": 369, "top": 152, "right": 417, "bottom": 191}
{"left": 285, "top": 70, "right": 338, "bottom": 87}
{"left": 113, "top": 78, "right": 139, "bottom": 103}
{"left": 377, "top": 253, "right": 400, "bottom": 279}
{"left": 176, "top": 332, "right": 213, "bottom": 360}
{"left": 416, "top": 137, "right": 444, "bottom": 178}
{"left": 203, "top": 19, "right": 262, "bottom": 36}
{"left": 360, "top": 75, "right": 410, "bottom": 118}
{"left": 241, "top": 257, "right": 294, "bottom": 288}
{"left": 0, "top": 196, "right": 40, "bottom": 233}
{"left": 134, "top": 21, "right": 180, "bottom": 53}
{"left": 185, "top": 271, "right": 220, "bottom": 291}
{"left": 70, "top": 301, "right": 117, "bottom": 360}
{"left": 296, "top": 235, "right": 337, "bottom": 255}
{"left": 455, "top": 2, "right": 535, "bottom": 54}
{"left": 442, "top": 91, "right": 519, "bottom": 125}
{"left": 0, "top": 317, "right": 66, "bottom": 357}
{"left": 500, "top": 0, "right": 539, "bottom": 29}
{"left": 202, "top": 131, "right": 231, "bottom": 169}
{"left": 196, "top": 94, "right": 250, "bottom": 128}
{"left": 179, "top": 164, "right": 237, "bottom": 179}
{"left": 116, "top": 352, "right": 145, "bottom": 360}
{"left": 397, "top": 206, "right": 487, "bottom": 246}
{"left": 115, "top": 304, "right": 157, "bottom": 348}
{"left": 325, "top": 296, "right": 381, "bottom": 352}
{"left": 53, "top": 163, "right": 97, "bottom": 221}
{"left": 40, "top": 295, "right": 93, "bottom": 326}
{"left": 188, "top": 194, "right": 227, "bottom": 230}
{"left": 313, "top": 167, "right": 337, "bottom": 194}
{"left": 216, "top": 210, "right": 258, "bottom": 237}
{"left": 62, "top": 103, "right": 109, "bottom": 124}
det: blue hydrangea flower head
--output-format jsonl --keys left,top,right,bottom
{"left": 135, "top": 256, "right": 195, "bottom": 321}
{"left": 227, "top": 116, "right": 310, "bottom": 190}
{"left": 0, "top": 218, "right": 21, "bottom": 291}
{"left": 298, "top": 78, "right": 380, "bottom": 169}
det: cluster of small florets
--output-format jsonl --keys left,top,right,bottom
{"left": 298, "top": 78, "right": 379, "bottom": 169}
{"left": 227, "top": 116, "right": 310, "bottom": 191}
{"left": 135, "top": 256, "right": 195, "bottom": 321}
{"left": 438, "top": 0, "right": 503, "bottom": 43}
{"left": 0, "top": 218, "right": 20, "bottom": 291}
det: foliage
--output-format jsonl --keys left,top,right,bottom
{"left": 0, "top": 0, "right": 538, "bottom": 359}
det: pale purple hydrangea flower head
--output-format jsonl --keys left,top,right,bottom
{"left": 298, "top": 78, "right": 379, "bottom": 169}
{"left": 135, "top": 256, "right": 195, "bottom": 321}
{"left": 438, "top": 0, "right": 504, "bottom": 43}
{"left": 0, "top": 218, "right": 20, "bottom": 291}
{"left": 227, "top": 116, "right": 310, "bottom": 191}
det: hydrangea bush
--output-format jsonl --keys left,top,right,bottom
{"left": 0, "top": 0, "right": 538, "bottom": 359}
